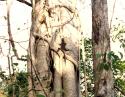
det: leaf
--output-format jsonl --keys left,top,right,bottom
{"left": 121, "top": 43, "right": 125, "bottom": 48}
{"left": 36, "top": 94, "right": 45, "bottom": 97}
{"left": 115, "top": 78, "right": 125, "bottom": 91}
{"left": 20, "top": 55, "right": 27, "bottom": 61}
{"left": 13, "top": 63, "right": 18, "bottom": 66}
{"left": 103, "top": 63, "right": 110, "bottom": 71}
{"left": 108, "top": 51, "right": 120, "bottom": 61}
{"left": 118, "top": 52, "right": 123, "bottom": 59}
{"left": 107, "top": 51, "right": 114, "bottom": 60}
{"left": 17, "top": 28, "right": 20, "bottom": 30}
{"left": 98, "top": 62, "right": 110, "bottom": 71}
{"left": 4, "top": 16, "right": 7, "bottom": 20}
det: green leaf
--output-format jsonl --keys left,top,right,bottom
{"left": 118, "top": 52, "right": 123, "bottom": 59}
{"left": 36, "top": 94, "right": 45, "bottom": 97}
{"left": 103, "top": 63, "right": 110, "bottom": 70}
{"left": 108, "top": 51, "right": 120, "bottom": 62}
{"left": 107, "top": 51, "right": 114, "bottom": 60}
{"left": 115, "top": 78, "right": 125, "bottom": 91}
{"left": 121, "top": 43, "right": 125, "bottom": 48}
{"left": 98, "top": 62, "right": 110, "bottom": 71}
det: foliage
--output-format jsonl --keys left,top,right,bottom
{"left": 80, "top": 38, "right": 94, "bottom": 97}
{"left": 0, "top": 69, "right": 46, "bottom": 97}
{"left": 36, "top": 94, "right": 45, "bottom": 97}
{"left": 112, "top": 24, "right": 125, "bottom": 49}
{"left": 80, "top": 33, "right": 125, "bottom": 97}
{"left": 0, "top": 71, "right": 28, "bottom": 97}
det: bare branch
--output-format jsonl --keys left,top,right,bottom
{"left": 17, "top": 0, "right": 32, "bottom": 7}
{"left": 109, "top": 0, "right": 117, "bottom": 30}
{"left": 0, "top": 0, "right": 32, "bottom": 7}
{"left": 7, "top": 0, "right": 19, "bottom": 60}
{"left": 0, "top": 37, "right": 29, "bottom": 43}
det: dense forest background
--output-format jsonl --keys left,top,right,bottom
{"left": 0, "top": 0, "right": 125, "bottom": 97}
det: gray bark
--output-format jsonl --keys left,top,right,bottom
{"left": 92, "top": 0, "right": 114, "bottom": 97}
{"left": 28, "top": 0, "right": 80, "bottom": 97}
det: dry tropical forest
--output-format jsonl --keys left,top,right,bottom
{"left": 0, "top": 0, "right": 125, "bottom": 97}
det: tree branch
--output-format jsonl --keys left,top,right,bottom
{"left": 6, "top": 0, "right": 27, "bottom": 61}
{"left": 7, "top": 0, "right": 19, "bottom": 60}
{"left": 109, "top": 0, "right": 116, "bottom": 30}
{"left": 17, "top": 0, "right": 32, "bottom": 7}
{"left": 0, "top": 0, "right": 32, "bottom": 7}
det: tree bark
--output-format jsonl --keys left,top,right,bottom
{"left": 28, "top": 0, "right": 80, "bottom": 97}
{"left": 91, "top": 0, "right": 114, "bottom": 97}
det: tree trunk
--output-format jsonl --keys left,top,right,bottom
{"left": 28, "top": 0, "right": 80, "bottom": 97}
{"left": 91, "top": 0, "right": 114, "bottom": 97}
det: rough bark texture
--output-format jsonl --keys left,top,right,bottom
{"left": 28, "top": 0, "right": 80, "bottom": 97}
{"left": 92, "top": 0, "right": 114, "bottom": 97}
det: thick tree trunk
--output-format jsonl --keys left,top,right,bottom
{"left": 92, "top": 0, "right": 114, "bottom": 97}
{"left": 28, "top": 0, "right": 80, "bottom": 97}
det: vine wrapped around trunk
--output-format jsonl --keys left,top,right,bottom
{"left": 28, "top": 0, "right": 81, "bottom": 97}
